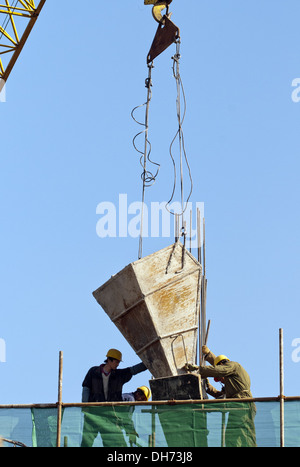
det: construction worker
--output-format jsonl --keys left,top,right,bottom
{"left": 185, "top": 345, "right": 256, "bottom": 447}
{"left": 121, "top": 386, "right": 151, "bottom": 447}
{"left": 80, "top": 349, "right": 147, "bottom": 447}
{"left": 81, "top": 348, "right": 147, "bottom": 403}
{"left": 122, "top": 385, "right": 151, "bottom": 402}
{"left": 199, "top": 345, "right": 253, "bottom": 399}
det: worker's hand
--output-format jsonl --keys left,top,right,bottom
{"left": 202, "top": 345, "right": 210, "bottom": 355}
{"left": 183, "top": 363, "right": 199, "bottom": 372}
{"left": 203, "top": 378, "right": 212, "bottom": 390}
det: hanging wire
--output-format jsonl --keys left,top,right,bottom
{"left": 131, "top": 62, "right": 161, "bottom": 259}
{"left": 131, "top": 39, "right": 193, "bottom": 260}
{"left": 166, "top": 38, "right": 193, "bottom": 237}
{"left": 131, "top": 63, "right": 160, "bottom": 188}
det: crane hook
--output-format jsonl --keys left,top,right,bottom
{"left": 144, "top": 0, "right": 173, "bottom": 24}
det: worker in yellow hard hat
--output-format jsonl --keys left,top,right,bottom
{"left": 201, "top": 346, "right": 253, "bottom": 400}
{"left": 184, "top": 345, "right": 256, "bottom": 447}
{"left": 106, "top": 348, "right": 123, "bottom": 361}
{"left": 81, "top": 349, "right": 148, "bottom": 447}
{"left": 118, "top": 385, "right": 151, "bottom": 447}
{"left": 122, "top": 385, "right": 151, "bottom": 402}
{"left": 185, "top": 346, "right": 253, "bottom": 399}
{"left": 81, "top": 348, "right": 147, "bottom": 403}
{"left": 137, "top": 385, "right": 151, "bottom": 401}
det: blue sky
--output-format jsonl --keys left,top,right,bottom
{"left": 1, "top": 0, "right": 300, "bottom": 404}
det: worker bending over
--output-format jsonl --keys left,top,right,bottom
{"left": 122, "top": 385, "right": 151, "bottom": 402}
{"left": 200, "top": 345, "right": 253, "bottom": 399}
{"left": 122, "top": 386, "right": 152, "bottom": 446}
{"left": 185, "top": 345, "right": 256, "bottom": 447}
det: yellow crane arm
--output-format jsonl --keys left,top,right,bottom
{"left": 0, "top": 0, "right": 46, "bottom": 84}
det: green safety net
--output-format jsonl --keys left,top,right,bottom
{"left": 1, "top": 401, "right": 300, "bottom": 447}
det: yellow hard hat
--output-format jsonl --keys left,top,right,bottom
{"left": 106, "top": 349, "right": 122, "bottom": 361}
{"left": 214, "top": 355, "right": 229, "bottom": 366}
{"left": 138, "top": 386, "right": 151, "bottom": 401}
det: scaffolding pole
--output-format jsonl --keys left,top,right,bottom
{"left": 279, "top": 328, "right": 284, "bottom": 447}
{"left": 56, "top": 351, "right": 63, "bottom": 448}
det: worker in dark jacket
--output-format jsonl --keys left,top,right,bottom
{"left": 185, "top": 345, "right": 256, "bottom": 447}
{"left": 81, "top": 348, "right": 147, "bottom": 447}
{"left": 82, "top": 348, "right": 147, "bottom": 403}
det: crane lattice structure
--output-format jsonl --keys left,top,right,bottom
{"left": 0, "top": 0, "right": 46, "bottom": 85}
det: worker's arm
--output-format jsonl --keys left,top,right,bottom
{"left": 130, "top": 362, "right": 147, "bottom": 375}
{"left": 199, "top": 361, "right": 235, "bottom": 378}
{"left": 204, "top": 379, "right": 225, "bottom": 399}
{"left": 202, "top": 345, "right": 216, "bottom": 365}
{"left": 204, "top": 351, "right": 216, "bottom": 366}
{"left": 81, "top": 367, "right": 94, "bottom": 402}
{"left": 82, "top": 386, "right": 90, "bottom": 402}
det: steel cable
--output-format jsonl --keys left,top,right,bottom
{"left": 131, "top": 62, "right": 161, "bottom": 259}
{"left": 166, "top": 39, "right": 193, "bottom": 233}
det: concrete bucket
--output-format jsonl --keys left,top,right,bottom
{"left": 93, "top": 242, "right": 202, "bottom": 380}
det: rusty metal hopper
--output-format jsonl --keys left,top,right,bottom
{"left": 92, "top": 242, "right": 202, "bottom": 378}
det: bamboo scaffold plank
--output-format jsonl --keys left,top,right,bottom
{"left": 0, "top": 395, "right": 300, "bottom": 411}
{"left": 0, "top": 0, "right": 46, "bottom": 83}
